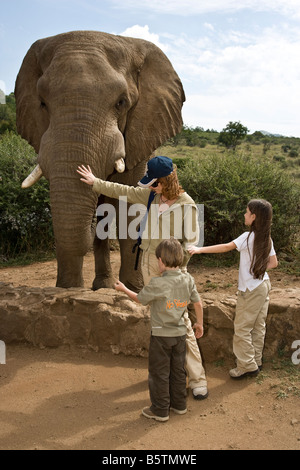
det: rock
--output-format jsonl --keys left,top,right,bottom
{"left": 0, "top": 282, "right": 299, "bottom": 362}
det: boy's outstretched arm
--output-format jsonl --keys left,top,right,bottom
{"left": 193, "top": 300, "right": 204, "bottom": 339}
{"left": 114, "top": 281, "right": 140, "bottom": 304}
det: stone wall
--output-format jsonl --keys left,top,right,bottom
{"left": 0, "top": 282, "right": 299, "bottom": 362}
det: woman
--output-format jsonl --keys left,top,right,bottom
{"left": 77, "top": 156, "right": 208, "bottom": 399}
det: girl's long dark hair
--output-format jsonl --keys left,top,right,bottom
{"left": 247, "top": 199, "right": 273, "bottom": 279}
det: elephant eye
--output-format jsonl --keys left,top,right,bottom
{"left": 40, "top": 101, "right": 47, "bottom": 110}
{"left": 115, "top": 98, "right": 127, "bottom": 111}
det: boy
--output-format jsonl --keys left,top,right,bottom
{"left": 115, "top": 238, "right": 204, "bottom": 422}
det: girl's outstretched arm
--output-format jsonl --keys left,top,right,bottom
{"left": 267, "top": 254, "right": 278, "bottom": 270}
{"left": 188, "top": 242, "right": 237, "bottom": 255}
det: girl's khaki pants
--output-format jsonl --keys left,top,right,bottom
{"left": 234, "top": 280, "right": 271, "bottom": 372}
{"left": 142, "top": 252, "right": 207, "bottom": 390}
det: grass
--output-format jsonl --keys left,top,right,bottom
{"left": 0, "top": 251, "right": 56, "bottom": 268}
{"left": 256, "top": 358, "right": 300, "bottom": 399}
{"left": 158, "top": 140, "right": 300, "bottom": 181}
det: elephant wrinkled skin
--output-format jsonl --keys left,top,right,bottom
{"left": 15, "top": 31, "right": 185, "bottom": 290}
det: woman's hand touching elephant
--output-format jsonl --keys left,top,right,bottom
{"left": 77, "top": 165, "right": 96, "bottom": 186}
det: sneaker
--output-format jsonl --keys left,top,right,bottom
{"left": 170, "top": 407, "right": 188, "bottom": 415}
{"left": 142, "top": 407, "right": 169, "bottom": 422}
{"left": 229, "top": 367, "right": 259, "bottom": 380}
{"left": 192, "top": 386, "right": 208, "bottom": 400}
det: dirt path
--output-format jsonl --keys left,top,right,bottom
{"left": 0, "top": 253, "right": 299, "bottom": 450}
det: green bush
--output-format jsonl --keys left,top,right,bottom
{"left": 0, "top": 132, "right": 54, "bottom": 261}
{"left": 0, "top": 94, "right": 17, "bottom": 135}
{"left": 289, "top": 149, "right": 299, "bottom": 158}
{"left": 178, "top": 151, "right": 300, "bottom": 252}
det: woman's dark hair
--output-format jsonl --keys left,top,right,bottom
{"left": 247, "top": 199, "right": 273, "bottom": 279}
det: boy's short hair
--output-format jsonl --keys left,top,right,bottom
{"left": 155, "top": 238, "right": 184, "bottom": 268}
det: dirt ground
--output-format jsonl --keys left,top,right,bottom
{"left": 0, "top": 252, "right": 299, "bottom": 451}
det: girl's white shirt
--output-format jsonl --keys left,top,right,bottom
{"left": 233, "top": 231, "right": 276, "bottom": 292}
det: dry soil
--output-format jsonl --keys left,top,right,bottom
{"left": 0, "top": 252, "right": 299, "bottom": 450}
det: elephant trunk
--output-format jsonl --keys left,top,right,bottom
{"left": 36, "top": 104, "right": 126, "bottom": 287}
{"left": 50, "top": 174, "right": 98, "bottom": 255}
{"left": 48, "top": 162, "right": 98, "bottom": 288}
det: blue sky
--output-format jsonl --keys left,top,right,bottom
{"left": 1, "top": 0, "right": 300, "bottom": 136}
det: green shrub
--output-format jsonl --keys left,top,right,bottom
{"left": 289, "top": 149, "right": 299, "bottom": 158}
{"left": 273, "top": 155, "right": 286, "bottom": 163}
{"left": 0, "top": 132, "right": 54, "bottom": 261}
{"left": 0, "top": 94, "right": 17, "bottom": 135}
{"left": 178, "top": 151, "right": 299, "bottom": 252}
{"left": 172, "top": 157, "right": 192, "bottom": 170}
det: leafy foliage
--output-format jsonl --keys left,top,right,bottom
{"left": 166, "top": 125, "right": 219, "bottom": 147}
{"left": 0, "top": 132, "right": 54, "bottom": 261}
{"left": 218, "top": 121, "right": 249, "bottom": 150}
{"left": 177, "top": 151, "right": 299, "bottom": 253}
{"left": 0, "top": 93, "right": 17, "bottom": 135}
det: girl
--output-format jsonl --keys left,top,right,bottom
{"left": 189, "top": 199, "right": 278, "bottom": 379}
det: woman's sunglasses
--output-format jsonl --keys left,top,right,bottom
{"left": 151, "top": 180, "right": 159, "bottom": 188}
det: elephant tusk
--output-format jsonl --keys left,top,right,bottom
{"left": 114, "top": 158, "right": 125, "bottom": 173}
{"left": 21, "top": 164, "right": 43, "bottom": 188}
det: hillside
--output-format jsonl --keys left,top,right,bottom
{"left": 0, "top": 95, "right": 299, "bottom": 273}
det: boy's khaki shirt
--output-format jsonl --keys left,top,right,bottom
{"left": 137, "top": 270, "right": 200, "bottom": 337}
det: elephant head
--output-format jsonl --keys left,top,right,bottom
{"left": 15, "top": 31, "right": 185, "bottom": 288}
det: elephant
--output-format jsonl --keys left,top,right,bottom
{"left": 15, "top": 31, "right": 185, "bottom": 290}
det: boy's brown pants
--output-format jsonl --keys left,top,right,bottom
{"left": 148, "top": 335, "right": 187, "bottom": 417}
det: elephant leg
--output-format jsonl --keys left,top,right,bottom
{"left": 93, "top": 194, "right": 144, "bottom": 292}
{"left": 118, "top": 237, "right": 144, "bottom": 293}
{"left": 93, "top": 195, "right": 115, "bottom": 290}
{"left": 92, "top": 236, "right": 115, "bottom": 290}
{"left": 108, "top": 161, "right": 149, "bottom": 293}
{"left": 56, "top": 246, "right": 84, "bottom": 288}
{"left": 116, "top": 197, "right": 144, "bottom": 293}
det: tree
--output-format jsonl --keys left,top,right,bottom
{"left": 218, "top": 121, "right": 249, "bottom": 150}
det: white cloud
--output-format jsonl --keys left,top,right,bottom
{"left": 180, "top": 29, "right": 300, "bottom": 135}
{"left": 119, "top": 25, "right": 168, "bottom": 52}
{"left": 147, "top": 23, "right": 300, "bottom": 136}
{"left": 116, "top": 22, "right": 300, "bottom": 136}
{"left": 111, "top": 0, "right": 300, "bottom": 18}
{"left": 183, "top": 84, "right": 300, "bottom": 136}
{"left": 204, "top": 23, "right": 215, "bottom": 32}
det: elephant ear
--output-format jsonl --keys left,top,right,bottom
{"left": 15, "top": 38, "right": 50, "bottom": 153}
{"left": 124, "top": 39, "right": 185, "bottom": 170}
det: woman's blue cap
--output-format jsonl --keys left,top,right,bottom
{"left": 138, "top": 156, "right": 174, "bottom": 188}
